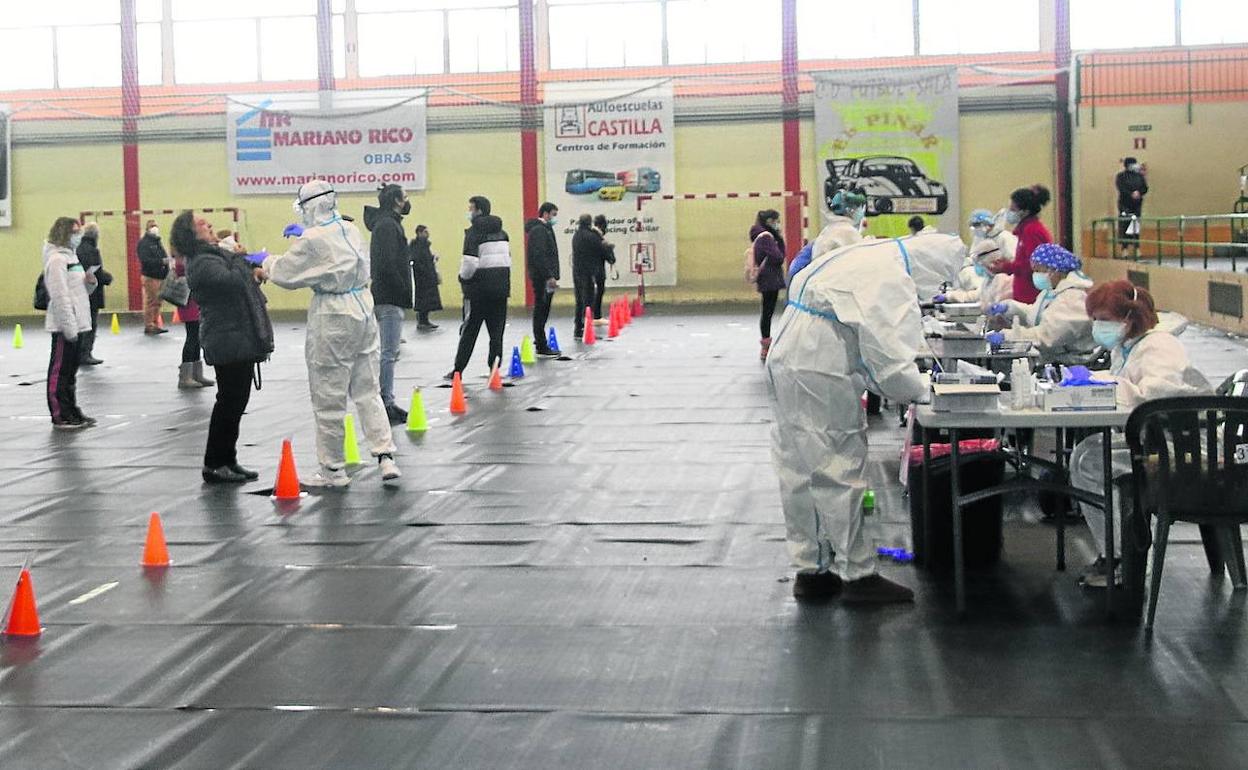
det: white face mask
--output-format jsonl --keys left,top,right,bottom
{"left": 70, "top": 233, "right": 83, "bottom": 250}
{"left": 148, "top": 227, "right": 159, "bottom": 237}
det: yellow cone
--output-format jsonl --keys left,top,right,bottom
{"left": 520, "top": 335, "right": 536, "bottom": 365}
{"left": 110, "top": 313, "right": 121, "bottom": 334}
{"left": 406, "top": 388, "right": 428, "bottom": 433}
{"left": 343, "top": 413, "right": 361, "bottom": 465}
{"left": 12, "top": 323, "right": 23, "bottom": 349}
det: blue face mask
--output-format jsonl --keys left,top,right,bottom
{"left": 1092, "top": 320, "right": 1127, "bottom": 349}
{"left": 973, "top": 264, "right": 989, "bottom": 278}
{"left": 1005, "top": 209, "right": 1022, "bottom": 226}
{"left": 70, "top": 233, "right": 84, "bottom": 250}
{"left": 1032, "top": 271, "right": 1052, "bottom": 292}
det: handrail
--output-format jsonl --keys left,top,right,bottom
{"left": 1089, "top": 214, "right": 1248, "bottom": 271}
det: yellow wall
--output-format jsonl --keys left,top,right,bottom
{"left": 0, "top": 109, "right": 1061, "bottom": 315}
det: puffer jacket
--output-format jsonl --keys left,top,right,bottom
{"left": 42, "top": 241, "right": 93, "bottom": 338}
{"left": 137, "top": 232, "right": 170, "bottom": 279}
{"left": 364, "top": 205, "right": 413, "bottom": 308}
{"left": 460, "top": 214, "right": 511, "bottom": 301}
{"left": 186, "top": 241, "right": 275, "bottom": 367}
{"left": 750, "top": 224, "right": 786, "bottom": 293}
{"left": 524, "top": 217, "right": 559, "bottom": 284}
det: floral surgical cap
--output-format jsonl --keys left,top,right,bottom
{"left": 1029, "top": 243, "right": 1081, "bottom": 273}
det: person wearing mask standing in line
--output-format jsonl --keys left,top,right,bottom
{"left": 43, "top": 217, "right": 97, "bottom": 429}
{"left": 571, "top": 214, "right": 609, "bottom": 340}
{"left": 137, "top": 218, "right": 170, "bottom": 335}
{"left": 592, "top": 214, "right": 616, "bottom": 323}
{"left": 171, "top": 243, "right": 214, "bottom": 390}
{"left": 991, "top": 184, "right": 1052, "bottom": 305}
{"left": 74, "top": 221, "right": 112, "bottom": 366}
{"left": 449, "top": 195, "right": 512, "bottom": 378}
{"left": 410, "top": 224, "right": 442, "bottom": 331}
{"left": 750, "top": 209, "right": 786, "bottom": 361}
{"left": 364, "top": 183, "right": 414, "bottom": 425}
{"left": 525, "top": 202, "right": 561, "bottom": 356}
{"left": 1114, "top": 157, "right": 1149, "bottom": 260}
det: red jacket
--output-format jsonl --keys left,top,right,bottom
{"left": 1000, "top": 215, "right": 1051, "bottom": 304}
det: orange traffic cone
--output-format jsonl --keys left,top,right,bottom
{"left": 488, "top": 364, "right": 503, "bottom": 391}
{"left": 583, "top": 308, "right": 597, "bottom": 345}
{"left": 623, "top": 297, "right": 632, "bottom": 325}
{"left": 171, "top": 307, "right": 182, "bottom": 324}
{"left": 4, "top": 569, "right": 41, "bottom": 637}
{"left": 273, "top": 439, "right": 302, "bottom": 500}
{"left": 156, "top": 311, "right": 165, "bottom": 329}
{"left": 141, "top": 512, "right": 171, "bottom": 567}
{"left": 632, "top": 297, "right": 644, "bottom": 317}
{"left": 450, "top": 372, "right": 468, "bottom": 415}
{"left": 608, "top": 305, "right": 620, "bottom": 338}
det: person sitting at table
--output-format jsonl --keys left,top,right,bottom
{"left": 933, "top": 238, "right": 1012, "bottom": 311}
{"left": 984, "top": 243, "right": 1094, "bottom": 364}
{"left": 1068, "top": 281, "right": 1211, "bottom": 588}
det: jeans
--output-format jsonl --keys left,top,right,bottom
{"left": 532, "top": 280, "right": 554, "bottom": 348}
{"left": 182, "top": 320, "right": 201, "bottom": 364}
{"left": 142, "top": 276, "right": 163, "bottom": 330}
{"left": 374, "top": 303, "right": 404, "bottom": 407}
{"left": 204, "top": 362, "right": 253, "bottom": 468}
{"left": 47, "top": 333, "right": 82, "bottom": 423}
{"left": 454, "top": 296, "right": 507, "bottom": 374}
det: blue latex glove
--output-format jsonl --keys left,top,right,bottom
{"left": 987, "top": 302, "right": 1008, "bottom": 316}
{"left": 932, "top": 294, "right": 947, "bottom": 303}
{"left": 985, "top": 331, "right": 1006, "bottom": 347}
{"left": 244, "top": 250, "right": 268, "bottom": 266}
{"left": 1058, "top": 365, "right": 1114, "bottom": 387}
{"left": 283, "top": 223, "right": 304, "bottom": 239}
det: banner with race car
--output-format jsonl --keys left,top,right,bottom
{"left": 543, "top": 79, "right": 676, "bottom": 287}
{"left": 813, "top": 67, "right": 960, "bottom": 237}
{"left": 227, "top": 90, "right": 427, "bottom": 195}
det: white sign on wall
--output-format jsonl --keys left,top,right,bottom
{"left": 543, "top": 80, "right": 677, "bottom": 287}
{"left": 227, "top": 90, "right": 427, "bottom": 195}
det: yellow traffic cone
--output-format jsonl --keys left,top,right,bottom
{"left": 520, "top": 335, "right": 536, "bottom": 365}
{"left": 406, "top": 388, "right": 428, "bottom": 433}
{"left": 12, "top": 323, "right": 23, "bottom": 349}
{"left": 343, "top": 414, "right": 362, "bottom": 465}
{"left": 110, "top": 314, "right": 121, "bottom": 334}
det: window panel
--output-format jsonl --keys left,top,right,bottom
{"left": 4, "top": 2, "right": 119, "bottom": 27}
{"left": 667, "top": 0, "right": 780, "bottom": 65}
{"left": 137, "top": 22, "right": 163, "bottom": 86}
{"left": 358, "top": 12, "right": 445, "bottom": 76}
{"left": 333, "top": 13, "right": 346, "bottom": 78}
{"left": 172, "top": 0, "right": 314, "bottom": 21}
{"left": 797, "top": 0, "right": 913, "bottom": 59}
{"left": 919, "top": 0, "right": 1040, "bottom": 54}
{"left": 357, "top": 0, "right": 513, "bottom": 10}
{"left": 548, "top": 2, "right": 662, "bottom": 69}
{"left": 58, "top": 25, "right": 123, "bottom": 88}
{"left": 0, "top": 28, "right": 54, "bottom": 89}
{"left": 137, "top": 0, "right": 164, "bottom": 23}
{"left": 259, "top": 16, "right": 317, "bottom": 81}
{"left": 448, "top": 7, "right": 520, "bottom": 73}
{"left": 173, "top": 20, "right": 259, "bottom": 83}
{"left": 1070, "top": 0, "right": 1175, "bottom": 50}
{"left": 1181, "top": 0, "right": 1248, "bottom": 46}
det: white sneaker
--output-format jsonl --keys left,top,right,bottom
{"left": 304, "top": 466, "right": 351, "bottom": 488}
{"left": 379, "top": 454, "right": 401, "bottom": 483}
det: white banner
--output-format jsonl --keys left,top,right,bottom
{"left": 814, "top": 68, "right": 960, "bottom": 238}
{"left": 0, "top": 105, "right": 10, "bottom": 227}
{"left": 227, "top": 90, "right": 427, "bottom": 195}
{"left": 543, "top": 80, "right": 676, "bottom": 287}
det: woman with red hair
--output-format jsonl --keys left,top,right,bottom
{"left": 1070, "top": 280, "right": 1210, "bottom": 588}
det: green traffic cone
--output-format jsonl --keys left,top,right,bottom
{"left": 343, "top": 413, "right": 362, "bottom": 465}
{"left": 406, "top": 388, "right": 428, "bottom": 433}
{"left": 12, "top": 323, "right": 23, "bottom": 349}
{"left": 520, "top": 335, "right": 536, "bottom": 365}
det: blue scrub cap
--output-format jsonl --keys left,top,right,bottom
{"left": 1030, "top": 243, "right": 1081, "bottom": 273}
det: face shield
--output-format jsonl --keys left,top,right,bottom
{"left": 294, "top": 180, "right": 338, "bottom": 227}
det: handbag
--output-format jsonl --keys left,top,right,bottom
{"left": 159, "top": 273, "right": 190, "bottom": 307}
{"left": 1124, "top": 215, "right": 1141, "bottom": 236}
{"left": 33, "top": 274, "right": 49, "bottom": 311}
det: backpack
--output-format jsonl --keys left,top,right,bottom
{"left": 744, "top": 231, "right": 773, "bottom": 284}
{"left": 33, "top": 274, "right": 49, "bottom": 310}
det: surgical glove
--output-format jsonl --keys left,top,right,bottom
{"left": 987, "top": 302, "right": 1008, "bottom": 316}
{"left": 932, "top": 294, "right": 947, "bottom": 304}
{"left": 282, "top": 223, "right": 304, "bottom": 239}
{"left": 244, "top": 250, "right": 268, "bottom": 266}
{"left": 1058, "top": 365, "right": 1113, "bottom": 387}
{"left": 985, "top": 331, "right": 1006, "bottom": 347}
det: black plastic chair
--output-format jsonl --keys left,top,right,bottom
{"left": 1125, "top": 397, "right": 1248, "bottom": 630}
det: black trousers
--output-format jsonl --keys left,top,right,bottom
{"left": 573, "top": 269, "right": 597, "bottom": 337}
{"left": 454, "top": 296, "right": 507, "bottom": 373}
{"left": 47, "top": 333, "right": 82, "bottom": 423}
{"left": 79, "top": 309, "right": 98, "bottom": 361}
{"left": 531, "top": 280, "right": 554, "bottom": 348}
{"left": 182, "top": 320, "right": 201, "bottom": 364}
{"left": 593, "top": 269, "right": 607, "bottom": 319}
{"left": 204, "top": 362, "right": 253, "bottom": 468}
{"left": 759, "top": 289, "right": 779, "bottom": 338}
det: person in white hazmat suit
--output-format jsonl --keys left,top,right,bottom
{"left": 958, "top": 208, "right": 1018, "bottom": 292}
{"left": 898, "top": 227, "right": 967, "bottom": 300}
{"left": 262, "top": 180, "right": 401, "bottom": 488}
{"left": 935, "top": 238, "right": 1013, "bottom": 310}
{"left": 766, "top": 236, "right": 928, "bottom": 603}
{"left": 1069, "top": 281, "right": 1210, "bottom": 589}
{"left": 985, "top": 243, "right": 1095, "bottom": 364}
{"left": 786, "top": 189, "right": 866, "bottom": 283}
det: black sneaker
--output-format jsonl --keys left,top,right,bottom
{"left": 841, "top": 574, "right": 915, "bottom": 604}
{"left": 443, "top": 370, "right": 457, "bottom": 381}
{"left": 793, "top": 570, "right": 843, "bottom": 601}
{"left": 385, "top": 403, "right": 408, "bottom": 425}
{"left": 229, "top": 463, "right": 260, "bottom": 480}
{"left": 52, "top": 419, "right": 88, "bottom": 431}
{"left": 80, "top": 355, "right": 103, "bottom": 366}
{"left": 535, "top": 346, "right": 560, "bottom": 357}
{"left": 202, "top": 465, "right": 248, "bottom": 484}
{"left": 75, "top": 413, "right": 98, "bottom": 427}
{"left": 417, "top": 322, "right": 439, "bottom": 331}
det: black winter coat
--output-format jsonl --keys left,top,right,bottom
{"left": 572, "top": 225, "right": 610, "bottom": 275}
{"left": 137, "top": 232, "right": 169, "bottom": 279}
{"left": 524, "top": 217, "right": 560, "bottom": 284}
{"left": 364, "top": 205, "right": 413, "bottom": 308}
{"left": 186, "top": 242, "right": 274, "bottom": 367}
{"left": 461, "top": 215, "right": 511, "bottom": 301}
{"left": 409, "top": 237, "right": 443, "bottom": 312}
{"left": 76, "top": 232, "right": 113, "bottom": 311}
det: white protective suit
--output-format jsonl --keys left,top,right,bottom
{"left": 899, "top": 230, "right": 967, "bottom": 299}
{"left": 811, "top": 214, "right": 864, "bottom": 258}
{"left": 263, "top": 181, "right": 396, "bottom": 471}
{"left": 766, "top": 238, "right": 928, "bottom": 579}
{"left": 943, "top": 237, "right": 1013, "bottom": 310}
{"left": 1070, "top": 330, "right": 1212, "bottom": 555}
{"left": 1001, "top": 272, "right": 1096, "bottom": 362}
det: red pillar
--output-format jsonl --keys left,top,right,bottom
{"left": 519, "top": 0, "right": 539, "bottom": 308}
{"left": 1054, "top": 0, "right": 1074, "bottom": 248}
{"left": 781, "top": 0, "right": 802, "bottom": 258}
{"left": 121, "top": 0, "right": 142, "bottom": 310}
